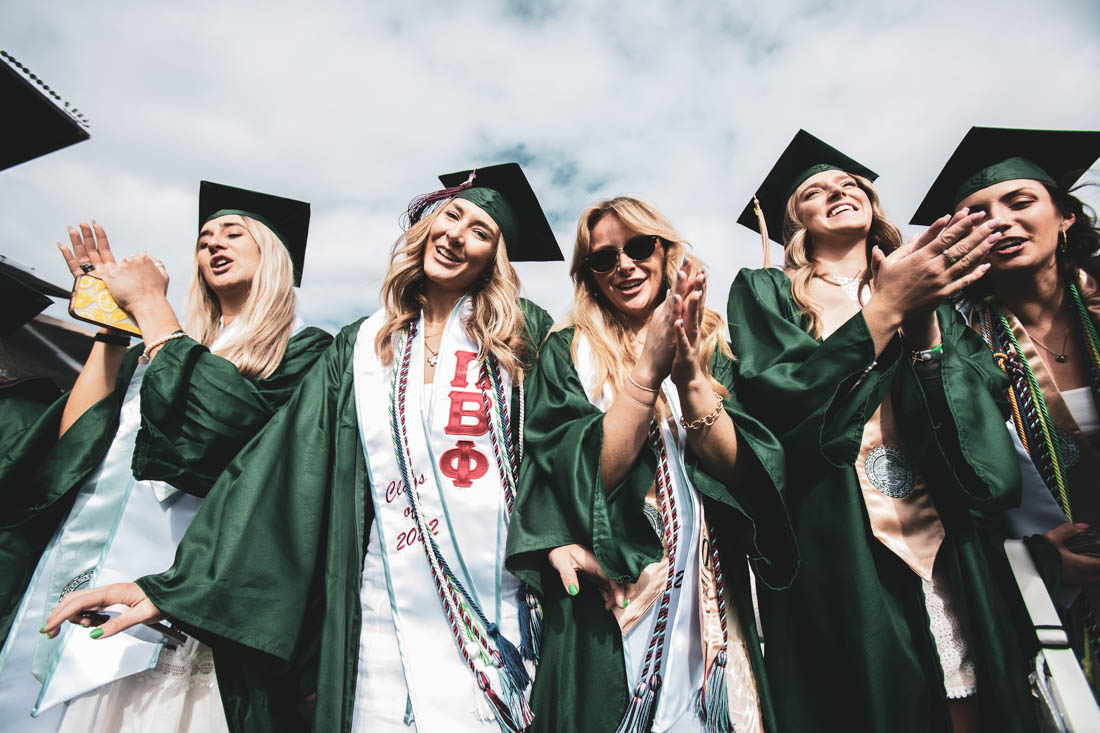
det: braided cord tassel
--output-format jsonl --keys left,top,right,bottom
{"left": 696, "top": 525, "right": 734, "bottom": 733}
{"left": 616, "top": 423, "right": 681, "bottom": 733}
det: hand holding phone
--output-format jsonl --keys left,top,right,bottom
{"left": 69, "top": 274, "right": 141, "bottom": 336}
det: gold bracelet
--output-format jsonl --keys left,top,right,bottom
{"left": 679, "top": 395, "right": 723, "bottom": 431}
{"left": 628, "top": 374, "right": 660, "bottom": 394}
{"left": 140, "top": 330, "right": 186, "bottom": 364}
{"left": 621, "top": 387, "right": 656, "bottom": 410}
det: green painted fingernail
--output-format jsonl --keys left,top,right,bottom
{"left": 567, "top": 584, "right": 578, "bottom": 596}
{"left": 39, "top": 625, "right": 47, "bottom": 634}
{"left": 89, "top": 628, "right": 103, "bottom": 639}
{"left": 621, "top": 599, "right": 629, "bottom": 608}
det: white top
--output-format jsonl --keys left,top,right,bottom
{"left": 1062, "top": 387, "right": 1099, "bottom": 437}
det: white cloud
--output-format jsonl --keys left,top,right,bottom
{"left": 3, "top": 0, "right": 1098, "bottom": 333}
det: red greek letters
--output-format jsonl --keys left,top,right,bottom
{"left": 439, "top": 350, "right": 491, "bottom": 488}
{"left": 440, "top": 440, "right": 490, "bottom": 487}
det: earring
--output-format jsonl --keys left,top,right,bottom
{"left": 1059, "top": 229, "right": 1068, "bottom": 253}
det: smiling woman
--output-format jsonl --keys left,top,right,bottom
{"left": 917, "top": 126, "right": 1100, "bottom": 696}
{"left": 0, "top": 181, "right": 332, "bottom": 733}
{"left": 505, "top": 195, "right": 796, "bottom": 733}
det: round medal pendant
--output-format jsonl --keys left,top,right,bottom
{"left": 1055, "top": 354, "right": 1068, "bottom": 363}
{"left": 865, "top": 446, "right": 915, "bottom": 498}
{"left": 1055, "top": 428, "right": 1080, "bottom": 470}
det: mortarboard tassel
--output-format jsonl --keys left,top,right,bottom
{"left": 752, "top": 196, "right": 772, "bottom": 268}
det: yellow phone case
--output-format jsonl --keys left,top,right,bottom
{"left": 69, "top": 274, "right": 142, "bottom": 336}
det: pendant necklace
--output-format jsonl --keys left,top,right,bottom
{"left": 1026, "top": 323, "right": 1071, "bottom": 363}
{"left": 424, "top": 328, "right": 443, "bottom": 367}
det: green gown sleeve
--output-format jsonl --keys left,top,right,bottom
{"left": 726, "top": 267, "right": 894, "bottom": 471}
{"left": 132, "top": 326, "right": 333, "bottom": 497}
{"left": 506, "top": 327, "right": 795, "bottom": 591}
{"left": 136, "top": 323, "right": 360, "bottom": 662}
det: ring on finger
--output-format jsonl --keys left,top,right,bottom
{"left": 154, "top": 261, "right": 166, "bottom": 269}
{"left": 942, "top": 249, "right": 959, "bottom": 266}
{"left": 80, "top": 263, "right": 95, "bottom": 274}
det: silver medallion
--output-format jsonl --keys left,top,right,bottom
{"left": 642, "top": 503, "right": 664, "bottom": 540}
{"left": 865, "top": 446, "right": 915, "bottom": 498}
{"left": 59, "top": 568, "right": 95, "bottom": 599}
{"left": 1055, "top": 428, "right": 1080, "bottom": 470}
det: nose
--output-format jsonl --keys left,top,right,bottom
{"left": 825, "top": 183, "right": 845, "bottom": 200}
{"left": 614, "top": 249, "right": 636, "bottom": 273}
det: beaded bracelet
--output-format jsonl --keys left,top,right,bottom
{"left": 140, "top": 330, "right": 186, "bottom": 364}
{"left": 680, "top": 395, "right": 723, "bottom": 431}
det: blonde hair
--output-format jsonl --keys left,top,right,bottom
{"left": 782, "top": 174, "right": 903, "bottom": 338}
{"left": 374, "top": 200, "right": 530, "bottom": 383}
{"left": 563, "top": 196, "right": 732, "bottom": 406}
{"left": 183, "top": 215, "right": 297, "bottom": 379}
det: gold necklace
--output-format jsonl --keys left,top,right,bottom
{"left": 1025, "top": 323, "right": 1071, "bottom": 363}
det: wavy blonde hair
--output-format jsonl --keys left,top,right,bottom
{"left": 374, "top": 200, "right": 530, "bottom": 383}
{"left": 183, "top": 214, "right": 296, "bottom": 379}
{"left": 563, "top": 196, "right": 732, "bottom": 406}
{"left": 782, "top": 174, "right": 903, "bottom": 338}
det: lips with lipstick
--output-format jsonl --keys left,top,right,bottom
{"left": 612, "top": 276, "right": 647, "bottom": 297}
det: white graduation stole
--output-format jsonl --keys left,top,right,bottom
{"left": 32, "top": 324, "right": 244, "bottom": 714}
{"left": 352, "top": 298, "right": 525, "bottom": 731}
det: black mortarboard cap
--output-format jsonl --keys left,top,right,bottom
{"left": 198, "top": 181, "right": 311, "bottom": 286}
{"left": 1, "top": 52, "right": 90, "bottom": 171}
{"left": 0, "top": 270, "right": 55, "bottom": 337}
{"left": 437, "top": 163, "right": 562, "bottom": 262}
{"left": 738, "top": 130, "right": 878, "bottom": 256}
{"left": 910, "top": 127, "right": 1100, "bottom": 225}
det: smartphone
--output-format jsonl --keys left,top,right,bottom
{"left": 77, "top": 610, "right": 188, "bottom": 645}
{"left": 68, "top": 274, "right": 141, "bottom": 336}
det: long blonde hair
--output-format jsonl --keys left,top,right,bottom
{"left": 183, "top": 215, "right": 297, "bottom": 379}
{"left": 374, "top": 201, "right": 530, "bottom": 383}
{"left": 782, "top": 174, "right": 903, "bottom": 338}
{"left": 564, "top": 196, "right": 732, "bottom": 404}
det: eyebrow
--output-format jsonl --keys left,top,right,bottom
{"left": 448, "top": 199, "right": 499, "bottom": 235}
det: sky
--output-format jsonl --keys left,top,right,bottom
{"left": 3, "top": 0, "right": 1099, "bottom": 334}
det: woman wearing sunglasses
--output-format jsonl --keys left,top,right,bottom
{"left": 42, "top": 164, "right": 561, "bottom": 733}
{"left": 506, "top": 196, "right": 795, "bottom": 733}
{"left": 0, "top": 183, "right": 331, "bottom": 733}
{"left": 726, "top": 130, "right": 1038, "bottom": 733}
{"left": 913, "top": 127, "right": 1100, "bottom": 691}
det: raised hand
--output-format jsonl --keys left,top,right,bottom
{"left": 101, "top": 253, "right": 170, "bottom": 313}
{"left": 548, "top": 544, "right": 626, "bottom": 610}
{"left": 58, "top": 221, "right": 117, "bottom": 279}
{"left": 41, "top": 582, "right": 163, "bottom": 640}
{"left": 670, "top": 261, "right": 707, "bottom": 388}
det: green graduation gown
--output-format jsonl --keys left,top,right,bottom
{"left": 726, "top": 267, "right": 1037, "bottom": 733}
{"left": 0, "top": 327, "right": 332, "bottom": 646}
{"left": 504, "top": 327, "right": 797, "bottom": 733}
{"left": 135, "top": 301, "right": 552, "bottom": 733}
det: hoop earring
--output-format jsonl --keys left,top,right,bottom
{"left": 1059, "top": 229, "right": 1068, "bottom": 253}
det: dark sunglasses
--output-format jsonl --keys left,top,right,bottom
{"left": 584, "top": 235, "right": 660, "bottom": 273}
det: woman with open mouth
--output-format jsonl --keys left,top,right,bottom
{"left": 914, "top": 126, "right": 1100, "bottom": 696}
{"left": 505, "top": 195, "right": 795, "bottom": 733}
{"left": 726, "top": 129, "right": 1038, "bottom": 733}
{"left": 41, "top": 163, "right": 559, "bottom": 733}
{"left": 0, "top": 181, "right": 331, "bottom": 733}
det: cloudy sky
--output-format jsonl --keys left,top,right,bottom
{"left": 3, "top": 0, "right": 1099, "bottom": 333}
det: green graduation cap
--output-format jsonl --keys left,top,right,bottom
{"left": 1, "top": 51, "right": 90, "bottom": 171}
{"left": 737, "top": 129, "right": 878, "bottom": 266}
{"left": 198, "top": 181, "right": 311, "bottom": 286}
{"left": 434, "top": 162, "right": 563, "bottom": 262}
{"left": 910, "top": 127, "right": 1100, "bottom": 225}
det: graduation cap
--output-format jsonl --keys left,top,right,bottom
{"left": 737, "top": 129, "right": 878, "bottom": 266}
{"left": 910, "top": 127, "right": 1100, "bottom": 225}
{"left": 428, "top": 162, "right": 562, "bottom": 262}
{"left": 198, "top": 181, "right": 311, "bottom": 286}
{"left": 1, "top": 51, "right": 90, "bottom": 171}
{"left": 0, "top": 269, "right": 55, "bottom": 338}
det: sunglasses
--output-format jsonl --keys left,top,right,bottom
{"left": 584, "top": 235, "right": 661, "bottom": 273}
